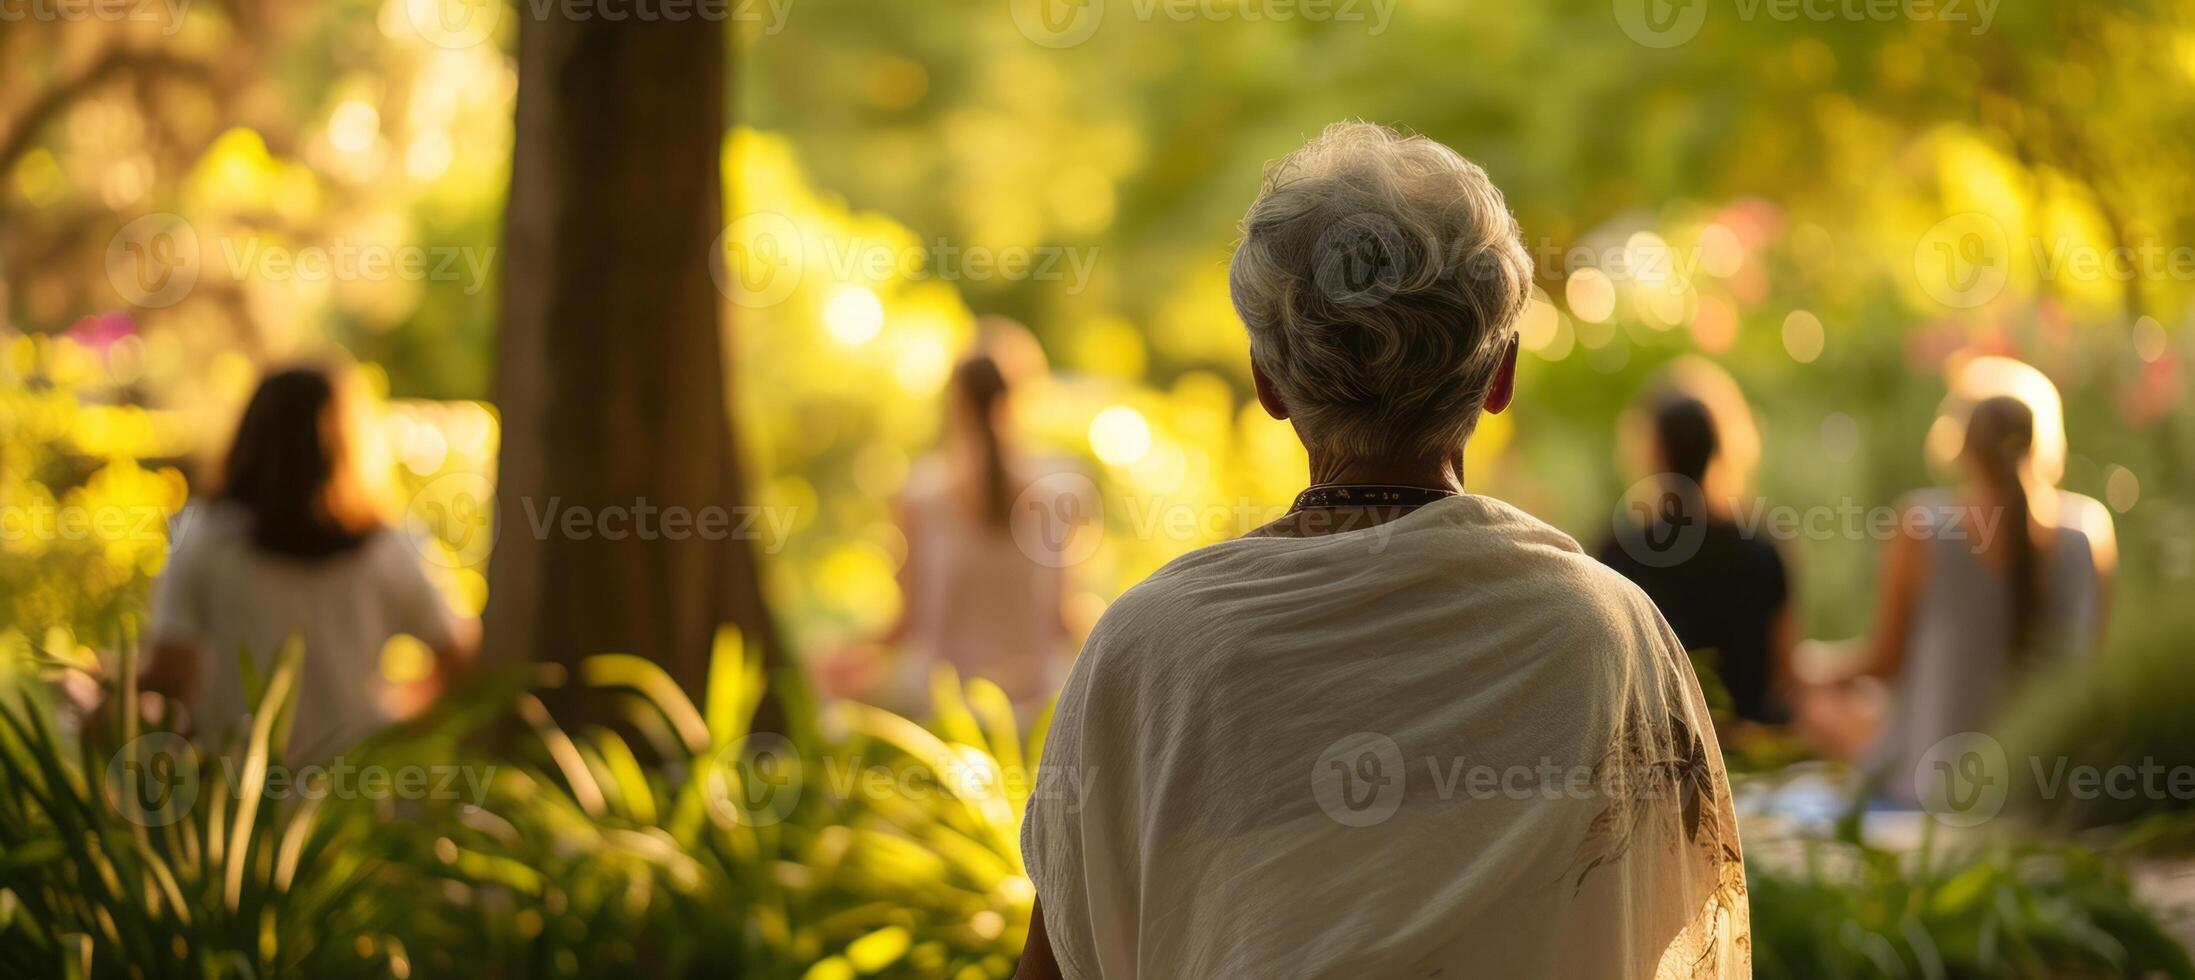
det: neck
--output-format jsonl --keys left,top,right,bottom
{"left": 1307, "top": 451, "right": 1465, "bottom": 494}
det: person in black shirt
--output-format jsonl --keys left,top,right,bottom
{"left": 1598, "top": 389, "right": 1795, "bottom": 727}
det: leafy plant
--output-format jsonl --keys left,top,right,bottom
{"left": 0, "top": 624, "right": 1043, "bottom": 979}
{"left": 0, "top": 638, "right": 449, "bottom": 979}
{"left": 1999, "top": 608, "right": 2195, "bottom": 838}
{"left": 1748, "top": 833, "right": 2194, "bottom": 979}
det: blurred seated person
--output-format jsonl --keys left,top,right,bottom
{"left": 1598, "top": 367, "right": 1795, "bottom": 733}
{"left": 1831, "top": 395, "right": 2098, "bottom": 802}
{"left": 880, "top": 328, "right": 1073, "bottom": 718}
{"left": 1934, "top": 353, "right": 2117, "bottom": 631}
{"left": 141, "top": 364, "right": 477, "bottom": 758}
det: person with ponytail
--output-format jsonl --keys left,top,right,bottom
{"left": 1852, "top": 395, "right": 2100, "bottom": 802}
{"left": 881, "top": 330, "right": 1073, "bottom": 717}
{"left": 141, "top": 363, "right": 478, "bottom": 758}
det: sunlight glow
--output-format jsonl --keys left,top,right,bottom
{"left": 330, "top": 100, "right": 381, "bottom": 155}
{"left": 823, "top": 286, "right": 885, "bottom": 345}
{"left": 1564, "top": 268, "right": 1616, "bottom": 324}
{"left": 1517, "top": 287, "right": 1560, "bottom": 351}
{"left": 1089, "top": 405, "right": 1152, "bottom": 465}
{"left": 2106, "top": 465, "right": 2141, "bottom": 512}
{"left": 1781, "top": 310, "right": 1824, "bottom": 363}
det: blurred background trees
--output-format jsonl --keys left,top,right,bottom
{"left": 0, "top": 0, "right": 2189, "bottom": 678}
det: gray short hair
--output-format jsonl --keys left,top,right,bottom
{"left": 1229, "top": 121, "right": 1533, "bottom": 459}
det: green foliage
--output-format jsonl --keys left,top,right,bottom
{"left": 0, "top": 639, "right": 443, "bottom": 978}
{"left": 1748, "top": 835, "right": 2194, "bottom": 979}
{"left": 1999, "top": 608, "right": 2195, "bottom": 837}
{"left": 380, "top": 630, "right": 1035, "bottom": 978}
{"left": 10, "top": 0, "right": 2195, "bottom": 689}
{"left": 0, "top": 630, "right": 1034, "bottom": 979}
{"left": 9, "top": 625, "right": 2195, "bottom": 979}
{"left": 0, "top": 341, "right": 187, "bottom": 645}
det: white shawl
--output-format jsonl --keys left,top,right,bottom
{"left": 1023, "top": 494, "right": 1748, "bottom": 979}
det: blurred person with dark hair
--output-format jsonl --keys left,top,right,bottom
{"left": 1598, "top": 378, "right": 1797, "bottom": 733}
{"left": 1838, "top": 395, "right": 2099, "bottom": 799}
{"left": 140, "top": 364, "right": 477, "bottom": 757}
{"left": 880, "top": 329, "right": 1074, "bottom": 717}
{"left": 1931, "top": 354, "right": 2118, "bottom": 633}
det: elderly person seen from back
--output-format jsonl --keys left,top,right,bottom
{"left": 1013, "top": 122, "right": 1749, "bottom": 979}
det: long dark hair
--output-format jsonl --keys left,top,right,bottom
{"left": 1964, "top": 396, "right": 2041, "bottom": 656}
{"left": 216, "top": 366, "right": 381, "bottom": 559}
{"left": 951, "top": 354, "right": 1013, "bottom": 530}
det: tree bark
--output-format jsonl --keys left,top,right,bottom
{"left": 490, "top": 17, "right": 774, "bottom": 721}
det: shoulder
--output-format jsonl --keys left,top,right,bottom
{"left": 1460, "top": 499, "right": 1691, "bottom": 683}
{"left": 1057, "top": 532, "right": 1283, "bottom": 704}
{"left": 1072, "top": 549, "right": 1216, "bottom": 663}
{"left": 1719, "top": 521, "right": 1788, "bottom": 575}
{"left": 361, "top": 523, "right": 427, "bottom": 565}
{"left": 172, "top": 499, "right": 248, "bottom": 538}
{"left": 1467, "top": 496, "right": 1666, "bottom": 620}
{"left": 2055, "top": 490, "right": 2117, "bottom": 568}
{"left": 1555, "top": 548, "right": 1682, "bottom": 655}
{"left": 1118, "top": 495, "right": 1665, "bottom": 653}
{"left": 898, "top": 456, "right": 952, "bottom": 503}
{"left": 1459, "top": 493, "right": 1593, "bottom": 555}
{"left": 1432, "top": 502, "right": 1700, "bottom": 740}
{"left": 2051, "top": 520, "right": 2096, "bottom": 575}
{"left": 163, "top": 501, "right": 249, "bottom": 567}
{"left": 1895, "top": 487, "right": 1963, "bottom": 537}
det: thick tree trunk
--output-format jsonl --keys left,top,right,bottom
{"left": 490, "top": 17, "right": 773, "bottom": 718}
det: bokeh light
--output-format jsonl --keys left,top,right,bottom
{"left": 1088, "top": 405, "right": 1152, "bottom": 466}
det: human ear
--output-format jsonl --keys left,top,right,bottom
{"left": 1252, "top": 359, "right": 1289, "bottom": 421}
{"left": 1483, "top": 336, "right": 1520, "bottom": 415}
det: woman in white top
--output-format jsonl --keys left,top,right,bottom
{"left": 1854, "top": 395, "right": 2098, "bottom": 802}
{"left": 143, "top": 365, "right": 477, "bottom": 758}
{"left": 884, "top": 349, "right": 1070, "bottom": 715}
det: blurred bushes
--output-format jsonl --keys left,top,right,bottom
{"left": 0, "top": 334, "right": 188, "bottom": 647}
{"left": 1747, "top": 836, "right": 2193, "bottom": 979}
{"left": 2001, "top": 609, "right": 2195, "bottom": 840}
{"left": 0, "top": 629, "right": 1036, "bottom": 979}
{"left": 6, "top": 623, "right": 2193, "bottom": 979}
